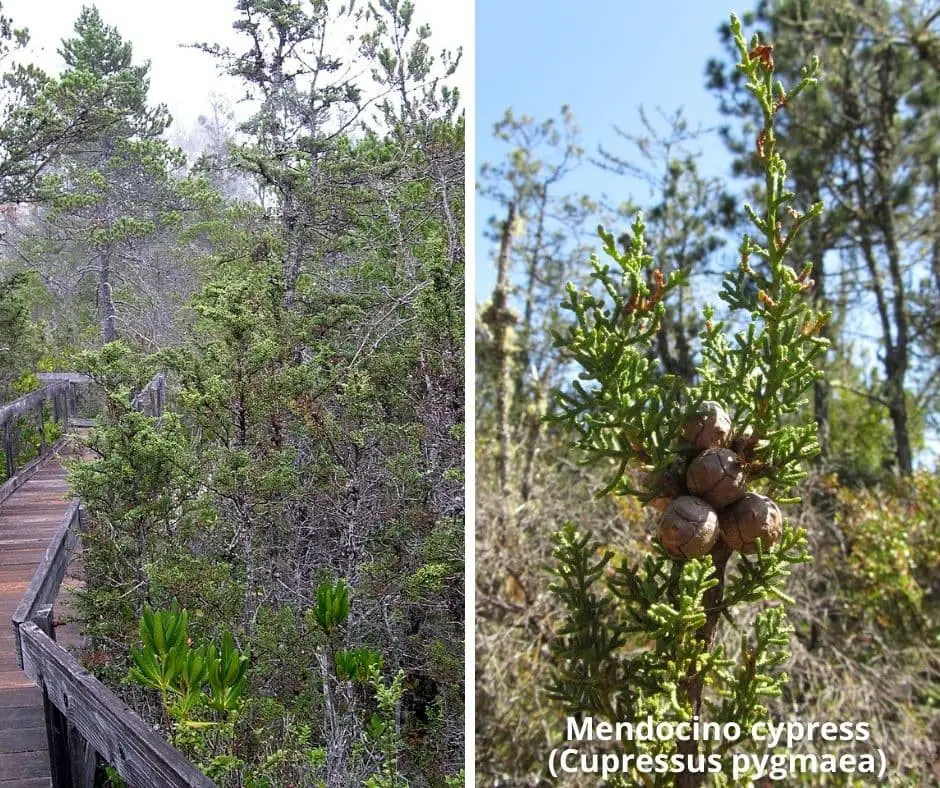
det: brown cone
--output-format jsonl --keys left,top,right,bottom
{"left": 659, "top": 495, "right": 719, "bottom": 559}
{"left": 719, "top": 493, "right": 782, "bottom": 554}
{"left": 686, "top": 448, "right": 747, "bottom": 509}
{"left": 679, "top": 401, "right": 733, "bottom": 452}
{"left": 643, "top": 467, "right": 683, "bottom": 512}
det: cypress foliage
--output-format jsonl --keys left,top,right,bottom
{"left": 546, "top": 15, "right": 831, "bottom": 784}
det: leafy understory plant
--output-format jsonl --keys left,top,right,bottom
{"left": 308, "top": 576, "right": 412, "bottom": 787}
{"left": 548, "top": 15, "right": 829, "bottom": 787}
{"left": 128, "top": 600, "right": 249, "bottom": 776}
{"left": 364, "top": 664, "right": 409, "bottom": 788}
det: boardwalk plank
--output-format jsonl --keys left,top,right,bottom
{"left": 0, "top": 456, "right": 73, "bottom": 784}
{"left": 0, "top": 687, "right": 40, "bottom": 709}
{"left": 0, "top": 727, "right": 46, "bottom": 755}
{"left": 0, "top": 553, "right": 47, "bottom": 569}
{"left": 0, "top": 780, "right": 51, "bottom": 788}
{"left": 0, "top": 749, "right": 50, "bottom": 781}
{"left": 0, "top": 706, "right": 43, "bottom": 730}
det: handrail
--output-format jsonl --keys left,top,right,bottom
{"left": 0, "top": 380, "right": 68, "bottom": 427}
{"left": 5, "top": 370, "right": 210, "bottom": 787}
{"left": 0, "top": 380, "right": 73, "bottom": 506}
{"left": 37, "top": 372, "right": 94, "bottom": 385}
{"left": 11, "top": 499, "right": 82, "bottom": 652}
{"left": 11, "top": 502, "right": 214, "bottom": 787}
{"left": 132, "top": 372, "right": 166, "bottom": 417}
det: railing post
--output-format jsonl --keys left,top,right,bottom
{"left": 69, "top": 725, "right": 98, "bottom": 788}
{"left": 34, "top": 604, "right": 75, "bottom": 788}
{"left": 4, "top": 418, "right": 13, "bottom": 479}
{"left": 38, "top": 400, "right": 46, "bottom": 455}
{"left": 67, "top": 382, "right": 75, "bottom": 427}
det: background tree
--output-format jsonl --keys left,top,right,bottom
{"left": 594, "top": 106, "right": 736, "bottom": 385}
{"left": 477, "top": 106, "right": 596, "bottom": 507}
{"left": 0, "top": 270, "right": 42, "bottom": 398}
{"left": 198, "top": 0, "right": 370, "bottom": 310}
{"left": 707, "top": 0, "right": 939, "bottom": 474}
{"left": 182, "top": 95, "right": 258, "bottom": 203}
{"left": 0, "top": 4, "right": 104, "bottom": 201}
{"left": 0, "top": 6, "right": 212, "bottom": 348}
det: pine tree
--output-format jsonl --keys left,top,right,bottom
{"left": 23, "top": 7, "right": 209, "bottom": 346}
{"left": 595, "top": 107, "right": 736, "bottom": 386}
{"left": 0, "top": 7, "right": 117, "bottom": 200}
{"left": 58, "top": 5, "right": 167, "bottom": 135}
{"left": 707, "top": 0, "right": 939, "bottom": 474}
{"left": 547, "top": 16, "right": 829, "bottom": 786}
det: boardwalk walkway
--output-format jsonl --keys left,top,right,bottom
{"left": 0, "top": 456, "right": 81, "bottom": 788}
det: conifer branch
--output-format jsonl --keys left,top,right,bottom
{"left": 546, "top": 14, "right": 831, "bottom": 786}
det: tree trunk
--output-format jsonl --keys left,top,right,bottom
{"left": 519, "top": 188, "right": 547, "bottom": 386}
{"left": 843, "top": 50, "right": 912, "bottom": 474}
{"left": 874, "top": 44, "right": 913, "bottom": 474}
{"left": 318, "top": 646, "right": 353, "bottom": 788}
{"left": 808, "top": 217, "right": 831, "bottom": 461}
{"left": 98, "top": 246, "right": 117, "bottom": 343}
{"left": 886, "top": 380, "right": 912, "bottom": 474}
{"left": 485, "top": 201, "right": 516, "bottom": 498}
{"left": 676, "top": 545, "right": 730, "bottom": 788}
{"left": 813, "top": 376, "right": 831, "bottom": 461}
{"left": 931, "top": 152, "right": 940, "bottom": 296}
{"left": 282, "top": 189, "right": 303, "bottom": 310}
{"left": 519, "top": 366, "right": 552, "bottom": 502}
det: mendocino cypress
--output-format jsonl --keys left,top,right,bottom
{"left": 547, "top": 14, "right": 829, "bottom": 786}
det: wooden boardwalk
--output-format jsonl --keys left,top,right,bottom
{"left": 0, "top": 458, "right": 81, "bottom": 788}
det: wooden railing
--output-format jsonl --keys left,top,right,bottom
{"left": 38, "top": 373, "right": 99, "bottom": 428}
{"left": 5, "top": 372, "right": 214, "bottom": 788}
{"left": 132, "top": 371, "right": 167, "bottom": 418}
{"left": 11, "top": 503, "right": 213, "bottom": 787}
{"left": 0, "top": 378, "right": 73, "bottom": 505}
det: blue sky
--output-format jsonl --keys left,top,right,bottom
{"left": 473, "top": 1, "right": 938, "bottom": 465}
{"left": 475, "top": 0, "right": 743, "bottom": 298}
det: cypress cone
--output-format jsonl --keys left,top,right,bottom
{"left": 686, "top": 448, "right": 747, "bottom": 509}
{"left": 659, "top": 495, "right": 719, "bottom": 559}
{"left": 679, "top": 401, "right": 733, "bottom": 452}
{"left": 719, "top": 492, "right": 783, "bottom": 554}
{"left": 643, "top": 466, "right": 684, "bottom": 511}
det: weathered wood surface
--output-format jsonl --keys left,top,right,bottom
{"left": 0, "top": 439, "right": 69, "bottom": 512}
{"left": 131, "top": 373, "right": 166, "bottom": 418}
{"left": 11, "top": 501, "right": 81, "bottom": 670}
{"left": 19, "top": 623, "right": 214, "bottom": 788}
{"left": 60, "top": 420, "right": 94, "bottom": 430}
{"left": 0, "top": 381, "right": 74, "bottom": 510}
{"left": 0, "top": 459, "right": 76, "bottom": 788}
{"left": 0, "top": 384, "right": 68, "bottom": 429}
{"left": 35, "top": 376, "right": 91, "bottom": 386}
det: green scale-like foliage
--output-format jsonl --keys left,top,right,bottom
{"left": 546, "top": 15, "right": 830, "bottom": 784}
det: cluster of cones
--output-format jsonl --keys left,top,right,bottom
{"left": 644, "top": 401, "right": 782, "bottom": 560}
